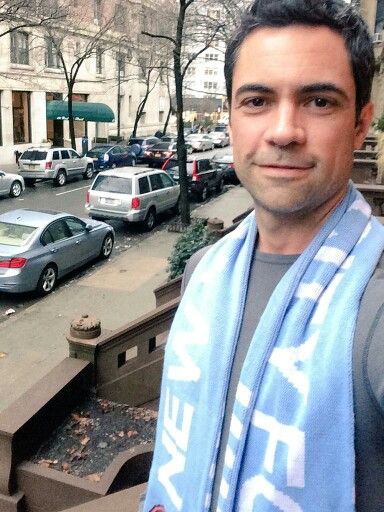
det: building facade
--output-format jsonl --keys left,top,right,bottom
{"left": 0, "top": 0, "right": 170, "bottom": 165}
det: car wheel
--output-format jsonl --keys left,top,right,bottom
{"left": 111, "top": 162, "right": 117, "bottom": 169}
{"left": 143, "top": 207, "right": 156, "bottom": 231}
{"left": 199, "top": 184, "right": 208, "bottom": 202}
{"left": 216, "top": 178, "right": 224, "bottom": 194}
{"left": 9, "top": 181, "right": 22, "bottom": 198}
{"left": 83, "top": 164, "right": 93, "bottom": 180}
{"left": 24, "top": 178, "right": 36, "bottom": 187}
{"left": 55, "top": 170, "right": 67, "bottom": 187}
{"left": 100, "top": 233, "right": 114, "bottom": 259}
{"left": 36, "top": 265, "right": 57, "bottom": 296}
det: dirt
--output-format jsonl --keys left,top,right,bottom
{"left": 30, "top": 395, "right": 157, "bottom": 481}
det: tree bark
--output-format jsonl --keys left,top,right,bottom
{"left": 67, "top": 85, "right": 76, "bottom": 150}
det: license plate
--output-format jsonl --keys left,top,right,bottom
{"left": 100, "top": 198, "right": 118, "bottom": 205}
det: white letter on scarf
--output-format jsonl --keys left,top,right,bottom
{"left": 269, "top": 331, "right": 319, "bottom": 402}
{"left": 239, "top": 474, "right": 302, "bottom": 512}
{"left": 253, "top": 410, "right": 305, "bottom": 488}
{"left": 158, "top": 389, "right": 194, "bottom": 511}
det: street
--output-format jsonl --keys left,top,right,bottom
{"left": 0, "top": 147, "right": 230, "bottom": 316}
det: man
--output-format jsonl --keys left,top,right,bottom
{"left": 145, "top": 1, "right": 384, "bottom": 510}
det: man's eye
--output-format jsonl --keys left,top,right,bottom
{"left": 311, "top": 97, "right": 331, "bottom": 108}
{"left": 244, "top": 97, "right": 266, "bottom": 108}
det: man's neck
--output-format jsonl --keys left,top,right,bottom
{"left": 255, "top": 195, "right": 344, "bottom": 255}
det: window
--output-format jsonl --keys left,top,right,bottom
{"left": 149, "top": 174, "right": 164, "bottom": 191}
{"left": 69, "top": 149, "right": 80, "bottom": 158}
{"left": 52, "top": 150, "right": 60, "bottom": 159}
{"left": 159, "top": 111, "right": 164, "bottom": 123}
{"left": 115, "top": 4, "right": 127, "bottom": 30}
{"left": 94, "top": 0, "right": 101, "bottom": 21}
{"left": 160, "top": 173, "right": 173, "bottom": 188}
{"left": 139, "top": 176, "right": 150, "bottom": 194}
{"left": 96, "top": 47, "right": 103, "bottom": 74}
{"left": 10, "top": 31, "right": 29, "bottom": 65}
{"left": 45, "top": 37, "right": 60, "bottom": 68}
{"left": 47, "top": 220, "right": 72, "bottom": 242}
{"left": 61, "top": 150, "right": 70, "bottom": 159}
{"left": 92, "top": 175, "right": 132, "bottom": 194}
{"left": 116, "top": 54, "right": 125, "bottom": 77}
{"left": 12, "top": 91, "right": 31, "bottom": 143}
{"left": 204, "top": 53, "right": 218, "bottom": 61}
{"left": 65, "top": 217, "right": 86, "bottom": 236}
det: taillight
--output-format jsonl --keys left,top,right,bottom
{"left": 0, "top": 257, "right": 27, "bottom": 268}
{"left": 45, "top": 161, "right": 52, "bottom": 169}
{"left": 192, "top": 161, "right": 200, "bottom": 181}
{"left": 86, "top": 190, "right": 90, "bottom": 203}
{"left": 131, "top": 197, "right": 140, "bottom": 209}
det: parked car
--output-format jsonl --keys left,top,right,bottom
{"left": 163, "top": 157, "right": 224, "bottom": 201}
{"left": 211, "top": 150, "right": 239, "bottom": 184}
{"left": 185, "top": 134, "right": 215, "bottom": 152}
{"left": 0, "top": 171, "right": 25, "bottom": 198}
{"left": 128, "top": 137, "right": 161, "bottom": 163}
{"left": 18, "top": 147, "right": 94, "bottom": 187}
{"left": 85, "top": 167, "right": 180, "bottom": 231}
{"left": 86, "top": 144, "right": 137, "bottom": 170}
{"left": 144, "top": 142, "right": 193, "bottom": 167}
{"left": 0, "top": 209, "right": 114, "bottom": 295}
{"left": 208, "top": 131, "right": 230, "bottom": 148}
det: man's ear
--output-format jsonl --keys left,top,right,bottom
{"left": 354, "top": 101, "right": 374, "bottom": 150}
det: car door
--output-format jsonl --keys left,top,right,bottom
{"left": 60, "top": 149, "right": 73, "bottom": 175}
{"left": 0, "top": 172, "right": 9, "bottom": 196}
{"left": 159, "top": 172, "right": 179, "bottom": 209}
{"left": 68, "top": 149, "right": 84, "bottom": 175}
{"left": 63, "top": 216, "right": 98, "bottom": 261}
{"left": 149, "top": 173, "right": 167, "bottom": 212}
{"left": 41, "top": 219, "right": 81, "bottom": 275}
{"left": 197, "top": 159, "right": 216, "bottom": 189}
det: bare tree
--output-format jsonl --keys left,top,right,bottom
{"left": 143, "top": 0, "right": 226, "bottom": 225}
{"left": 41, "top": 4, "right": 131, "bottom": 149}
{"left": 0, "top": 0, "right": 68, "bottom": 38}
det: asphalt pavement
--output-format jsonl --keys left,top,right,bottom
{"left": 0, "top": 185, "right": 253, "bottom": 412}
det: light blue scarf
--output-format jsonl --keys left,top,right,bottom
{"left": 145, "top": 184, "right": 384, "bottom": 512}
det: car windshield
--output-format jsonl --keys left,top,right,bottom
{"left": 92, "top": 175, "right": 132, "bottom": 194}
{"left": 186, "top": 134, "right": 201, "bottom": 140}
{"left": 20, "top": 150, "right": 47, "bottom": 161}
{"left": 129, "top": 138, "right": 144, "bottom": 145}
{"left": 0, "top": 221, "right": 37, "bottom": 247}
{"left": 87, "top": 146, "right": 110, "bottom": 156}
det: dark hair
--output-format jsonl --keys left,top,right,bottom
{"left": 224, "top": 0, "right": 374, "bottom": 119}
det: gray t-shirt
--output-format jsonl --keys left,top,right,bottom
{"left": 182, "top": 245, "right": 384, "bottom": 512}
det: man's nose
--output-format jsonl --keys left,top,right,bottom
{"left": 264, "top": 103, "right": 305, "bottom": 147}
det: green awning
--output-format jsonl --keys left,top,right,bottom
{"left": 46, "top": 100, "right": 115, "bottom": 122}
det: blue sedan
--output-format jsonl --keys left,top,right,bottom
{"left": 86, "top": 144, "right": 137, "bottom": 170}
{"left": 0, "top": 209, "right": 114, "bottom": 295}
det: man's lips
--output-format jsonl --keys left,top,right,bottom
{"left": 257, "top": 163, "right": 314, "bottom": 170}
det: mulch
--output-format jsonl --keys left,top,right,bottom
{"left": 30, "top": 395, "right": 157, "bottom": 482}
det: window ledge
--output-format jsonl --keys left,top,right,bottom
{"left": 45, "top": 67, "right": 63, "bottom": 74}
{"left": 9, "top": 63, "right": 33, "bottom": 71}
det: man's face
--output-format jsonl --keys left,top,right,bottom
{"left": 229, "top": 26, "right": 373, "bottom": 218}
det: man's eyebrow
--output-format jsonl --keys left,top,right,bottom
{"left": 234, "top": 84, "right": 273, "bottom": 100}
{"left": 299, "top": 83, "right": 348, "bottom": 99}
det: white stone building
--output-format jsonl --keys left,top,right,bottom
{"left": 0, "top": 0, "right": 170, "bottom": 165}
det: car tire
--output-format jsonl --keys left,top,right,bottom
{"left": 216, "top": 178, "right": 224, "bottom": 194}
{"left": 24, "top": 178, "right": 36, "bottom": 187}
{"left": 199, "top": 184, "right": 208, "bottom": 202}
{"left": 9, "top": 181, "right": 22, "bottom": 198}
{"left": 99, "top": 233, "right": 114, "bottom": 259}
{"left": 36, "top": 264, "right": 57, "bottom": 296}
{"left": 143, "top": 207, "right": 156, "bottom": 231}
{"left": 55, "top": 170, "right": 67, "bottom": 187}
{"left": 83, "top": 164, "right": 93, "bottom": 180}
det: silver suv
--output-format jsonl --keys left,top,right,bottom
{"left": 85, "top": 167, "right": 180, "bottom": 231}
{"left": 18, "top": 147, "right": 94, "bottom": 187}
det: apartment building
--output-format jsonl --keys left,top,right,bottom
{"left": 0, "top": 0, "right": 170, "bottom": 165}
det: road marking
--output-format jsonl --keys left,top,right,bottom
{"left": 56, "top": 185, "right": 90, "bottom": 196}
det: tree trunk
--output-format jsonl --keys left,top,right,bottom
{"left": 174, "top": 0, "right": 190, "bottom": 226}
{"left": 131, "top": 93, "right": 148, "bottom": 138}
{"left": 162, "top": 104, "right": 172, "bottom": 135}
{"left": 67, "top": 86, "right": 76, "bottom": 150}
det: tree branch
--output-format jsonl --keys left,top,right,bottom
{"left": 142, "top": 30, "right": 176, "bottom": 46}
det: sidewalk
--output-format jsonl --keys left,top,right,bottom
{"left": 0, "top": 185, "right": 253, "bottom": 412}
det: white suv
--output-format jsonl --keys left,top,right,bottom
{"left": 85, "top": 167, "right": 180, "bottom": 231}
{"left": 18, "top": 147, "right": 94, "bottom": 187}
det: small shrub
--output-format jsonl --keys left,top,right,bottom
{"left": 167, "top": 219, "right": 216, "bottom": 280}
{"left": 375, "top": 114, "right": 384, "bottom": 132}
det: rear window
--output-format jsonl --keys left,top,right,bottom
{"left": 151, "top": 143, "right": 170, "bottom": 150}
{"left": 20, "top": 150, "right": 47, "bottom": 161}
{"left": 92, "top": 175, "right": 132, "bottom": 194}
{"left": 0, "top": 221, "right": 36, "bottom": 247}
